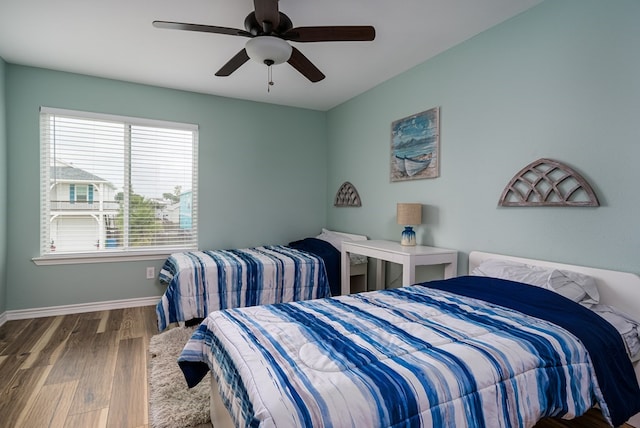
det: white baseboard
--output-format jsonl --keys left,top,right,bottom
{"left": 1, "top": 296, "right": 161, "bottom": 324}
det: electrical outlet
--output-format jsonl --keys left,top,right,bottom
{"left": 146, "top": 266, "right": 155, "bottom": 279}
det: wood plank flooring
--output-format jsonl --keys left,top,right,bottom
{"left": 0, "top": 306, "right": 156, "bottom": 428}
{"left": 0, "top": 306, "right": 632, "bottom": 427}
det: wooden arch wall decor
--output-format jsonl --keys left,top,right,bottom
{"left": 499, "top": 158, "right": 599, "bottom": 207}
{"left": 334, "top": 182, "right": 362, "bottom": 207}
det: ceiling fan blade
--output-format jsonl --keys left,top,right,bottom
{"left": 287, "top": 47, "right": 325, "bottom": 83}
{"left": 153, "top": 21, "right": 252, "bottom": 38}
{"left": 283, "top": 26, "right": 375, "bottom": 42}
{"left": 215, "top": 49, "right": 250, "bottom": 76}
{"left": 254, "top": 0, "right": 280, "bottom": 29}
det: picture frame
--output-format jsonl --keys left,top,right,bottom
{"left": 390, "top": 107, "right": 440, "bottom": 181}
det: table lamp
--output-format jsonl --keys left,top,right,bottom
{"left": 397, "top": 203, "right": 422, "bottom": 246}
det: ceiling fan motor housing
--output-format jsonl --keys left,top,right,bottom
{"left": 244, "top": 12, "right": 293, "bottom": 36}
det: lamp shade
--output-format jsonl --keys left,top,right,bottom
{"left": 397, "top": 203, "right": 422, "bottom": 225}
{"left": 245, "top": 36, "right": 292, "bottom": 65}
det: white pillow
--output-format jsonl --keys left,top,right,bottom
{"left": 590, "top": 304, "right": 640, "bottom": 362}
{"left": 471, "top": 259, "right": 599, "bottom": 307}
{"left": 547, "top": 269, "right": 599, "bottom": 307}
{"left": 472, "top": 259, "right": 552, "bottom": 287}
{"left": 315, "top": 228, "right": 368, "bottom": 265}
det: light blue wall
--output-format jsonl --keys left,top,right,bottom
{"left": 327, "top": 0, "right": 640, "bottom": 278}
{"left": 4, "top": 0, "right": 639, "bottom": 311}
{"left": 0, "top": 57, "right": 7, "bottom": 314}
{"left": 5, "top": 66, "right": 327, "bottom": 311}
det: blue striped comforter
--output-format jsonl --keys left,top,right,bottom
{"left": 156, "top": 246, "right": 331, "bottom": 331}
{"left": 178, "top": 278, "right": 638, "bottom": 427}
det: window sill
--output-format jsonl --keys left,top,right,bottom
{"left": 32, "top": 248, "right": 194, "bottom": 266}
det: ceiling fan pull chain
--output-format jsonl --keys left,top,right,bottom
{"left": 266, "top": 61, "right": 275, "bottom": 92}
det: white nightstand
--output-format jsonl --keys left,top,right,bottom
{"left": 341, "top": 240, "right": 458, "bottom": 295}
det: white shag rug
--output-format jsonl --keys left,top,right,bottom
{"left": 149, "top": 326, "right": 211, "bottom": 428}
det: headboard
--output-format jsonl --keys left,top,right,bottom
{"left": 331, "top": 231, "right": 368, "bottom": 241}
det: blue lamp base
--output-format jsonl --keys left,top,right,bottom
{"left": 400, "top": 226, "right": 416, "bottom": 246}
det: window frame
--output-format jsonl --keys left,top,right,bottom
{"left": 34, "top": 107, "right": 199, "bottom": 266}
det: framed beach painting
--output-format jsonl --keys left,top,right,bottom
{"left": 390, "top": 107, "right": 440, "bottom": 181}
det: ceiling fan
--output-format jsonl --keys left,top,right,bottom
{"left": 153, "top": 0, "right": 376, "bottom": 83}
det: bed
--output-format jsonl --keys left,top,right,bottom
{"left": 156, "top": 229, "right": 368, "bottom": 331}
{"left": 177, "top": 251, "right": 640, "bottom": 427}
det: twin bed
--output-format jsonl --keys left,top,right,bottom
{"left": 167, "top": 249, "right": 640, "bottom": 427}
{"left": 156, "top": 230, "right": 368, "bottom": 331}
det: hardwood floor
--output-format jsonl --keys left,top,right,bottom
{"left": 0, "top": 306, "right": 157, "bottom": 428}
{"left": 0, "top": 306, "right": 632, "bottom": 427}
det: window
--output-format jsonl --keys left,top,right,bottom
{"left": 71, "top": 184, "right": 92, "bottom": 203}
{"left": 39, "top": 107, "right": 198, "bottom": 260}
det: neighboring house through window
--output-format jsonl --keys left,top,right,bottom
{"left": 39, "top": 107, "right": 199, "bottom": 259}
{"left": 48, "top": 160, "right": 119, "bottom": 252}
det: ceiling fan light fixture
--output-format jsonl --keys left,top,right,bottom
{"left": 245, "top": 36, "right": 292, "bottom": 65}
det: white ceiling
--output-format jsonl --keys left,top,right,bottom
{"left": 0, "top": 0, "right": 542, "bottom": 111}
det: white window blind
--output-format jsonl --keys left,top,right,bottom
{"left": 39, "top": 107, "right": 198, "bottom": 257}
